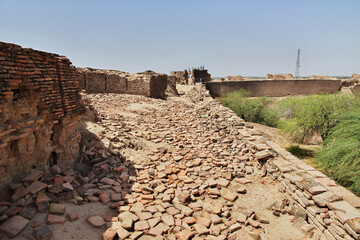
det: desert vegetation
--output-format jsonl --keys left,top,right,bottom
{"left": 219, "top": 90, "right": 360, "bottom": 195}
{"left": 218, "top": 89, "right": 279, "bottom": 127}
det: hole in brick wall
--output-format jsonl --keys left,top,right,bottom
{"left": 49, "top": 151, "right": 57, "bottom": 167}
{"left": 12, "top": 89, "right": 20, "bottom": 100}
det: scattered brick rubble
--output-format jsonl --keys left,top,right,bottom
{"left": 1, "top": 41, "right": 360, "bottom": 239}
{"left": 1, "top": 84, "right": 360, "bottom": 239}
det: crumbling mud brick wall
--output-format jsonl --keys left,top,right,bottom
{"left": 206, "top": 79, "right": 341, "bottom": 98}
{"left": 78, "top": 68, "right": 127, "bottom": 94}
{"left": 107, "top": 73, "right": 127, "bottom": 93}
{"left": 170, "top": 70, "right": 188, "bottom": 84}
{"left": 0, "top": 41, "right": 85, "bottom": 187}
{"left": 78, "top": 68, "right": 168, "bottom": 98}
{"left": 192, "top": 69, "right": 211, "bottom": 83}
{"left": 225, "top": 76, "right": 244, "bottom": 81}
{"left": 266, "top": 74, "right": 294, "bottom": 80}
{"left": 309, "top": 75, "right": 338, "bottom": 80}
{"left": 127, "top": 71, "right": 167, "bottom": 98}
{"left": 353, "top": 73, "right": 360, "bottom": 80}
{"left": 166, "top": 76, "right": 180, "bottom": 96}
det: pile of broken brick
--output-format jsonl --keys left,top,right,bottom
{"left": 2, "top": 90, "right": 350, "bottom": 239}
{"left": 0, "top": 130, "right": 136, "bottom": 239}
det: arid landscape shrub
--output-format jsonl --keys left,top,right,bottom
{"left": 219, "top": 90, "right": 279, "bottom": 127}
{"left": 277, "top": 94, "right": 355, "bottom": 143}
{"left": 315, "top": 109, "right": 360, "bottom": 195}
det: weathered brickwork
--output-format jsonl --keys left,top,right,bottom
{"left": 170, "top": 70, "right": 188, "bottom": 84}
{"left": 78, "top": 68, "right": 167, "bottom": 98}
{"left": 0, "top": 41, "right": 85, "bottom": 187}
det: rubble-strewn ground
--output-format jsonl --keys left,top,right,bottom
{"left": 1, "top": 85, "right": 309, "bottom": 239}
{"left": 84, "top": 85, "right": 306, "bottom": 239}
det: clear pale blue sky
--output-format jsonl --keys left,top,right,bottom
{"left": 0, "top": 0, "right": 359, "bottom": 77}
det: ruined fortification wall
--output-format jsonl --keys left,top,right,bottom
{"left": 169, "top": 70, "right": 188, "bottom": 84}
{"left": 266, "top": 74, "right": 294, "bottom": 80}
{"left": 193, "top": 69, "right": 211, "bottom": 83}
{"left": 309, "top": 75, "right": 339, "bottom": 80}
{"left": 78, "top": 68, "right": 167, "bottom": 98}
{"left": 206, "top": 79, "right": 341, "bottom": 97}
{"left": 166, "top": 76, "right": 179, "bottom": 96}
{"left": 78, "top": 68, "right": 127, "bottom": 94}
{"left": 0, "top": 41, "right": 85, "bottom": 187}
{"left": 225, "top": 76, "right": 244, "bottom": 81}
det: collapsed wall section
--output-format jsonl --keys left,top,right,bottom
{"left": 77, "top": 68, "right": 167, "bottom": 98}
{"left": 0, "top": 41, "right": 85, "bottom": 186}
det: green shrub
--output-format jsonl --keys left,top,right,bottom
{"left": 277, "top": 94, "right": 355, "bottom": 143}
{"left": 315, "top": 109, "right": 360, "bottom": 195}
{"left": 218, "top": 90, "right": 279, "bottom": 127}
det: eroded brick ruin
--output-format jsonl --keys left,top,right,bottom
{"left": 169, "top": 71, "right": 188, "bottom": 85}
{"left": 78, "top": 68, "right": 168, "bottom": 98}
{"left": 1, "top": 42, "right": 360, "bottom": 240}
{"left": 0, "top": 42, "right": 85, "bottom": 188}
{"left": 266, "top": 74, "right": 294, "bottom": 80}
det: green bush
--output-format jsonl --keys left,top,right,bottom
{"left": 277, "top": 94, "right": 355, "bottom": 143}
{"left": 218, "top": 90, "right": 279, "bottom": 127}
{"left": 315, "top": 109, "right": 360, "bottom": 195}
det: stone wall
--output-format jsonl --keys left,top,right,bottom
{"left": 78, "top": 68, "right": 167, "bottom": 98}
{"left": 236, "top": 126, "right": 360, "bottom": 239}
{"left": 0, "top": 41, "right": 85, "bottom": 189}
{"left": 206, "top": 79, "right": 342, "bottom": 97}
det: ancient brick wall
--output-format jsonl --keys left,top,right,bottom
{"left": 127, "top": 71, "right": 167, "bottom": 98}
{"left": 226, "top": 76, "right": 244, "bottom": 81}
{"left": 107, "top": 74, "right": 127, "bottom": 93}
{"left": 78, "top": 68, "right": 167, "bottom": 98}
{"left": 166, "top": 76, "right": 180, "bottom": 96}
{"left": 0, "top": 41, "right": 85, "bottom": 187}
{"left": 170, "top": 70, "right": 188, "bottom": 84}
{"left": 266, "top": 74, "right": 294, "bottom": 80}
{"left": 192, "top": 69, "right": 211, "bottom": 83}
{"left": 86, "top": 72, "right": 107, "bottom": 93}
{"left": 206, "top": 79, "right": 342, "bottom": 97}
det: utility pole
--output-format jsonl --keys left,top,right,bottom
{"left": 295, "top": 49, "right": 300, "bottom": 79}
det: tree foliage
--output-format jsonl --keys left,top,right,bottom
{"left": 315, "top": 109, "right": 360, "bottom": 195}
{"left": 277, "top": 94, "right": 355, "bottom": 143}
